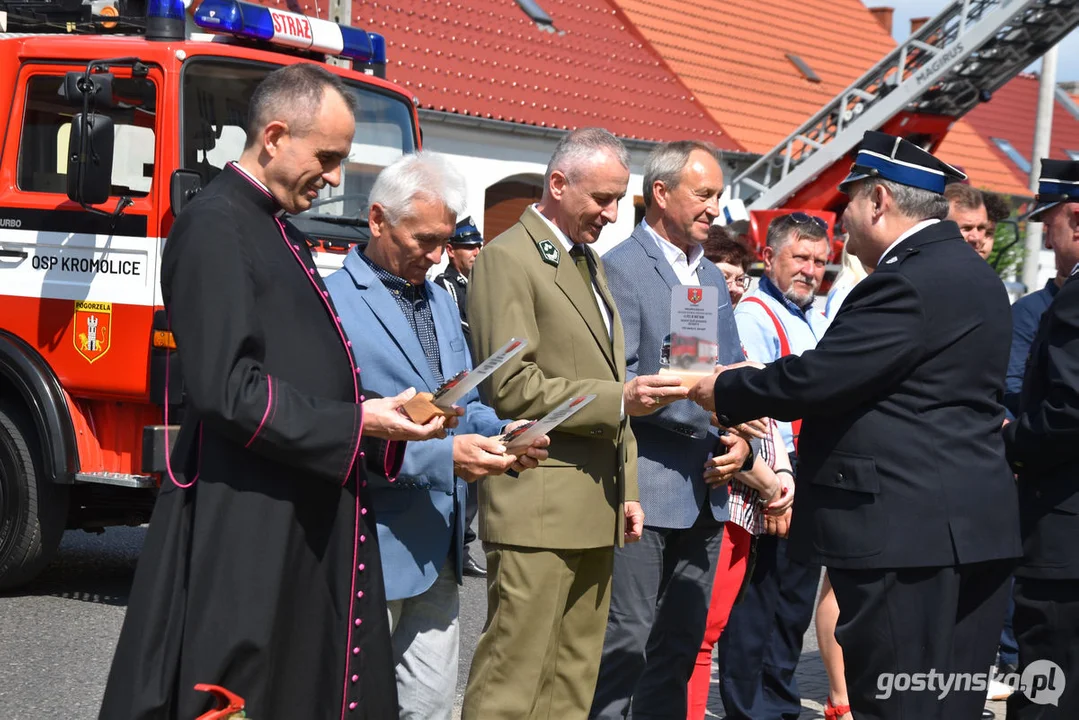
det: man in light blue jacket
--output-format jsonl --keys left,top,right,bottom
{"left": 326, "top": 152, "right": 548, "bottom": 720}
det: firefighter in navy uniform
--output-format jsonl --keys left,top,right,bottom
{"left": 690, "top": 131, "right": 1022, "bottom": 720}
{"left": 1003, "top": 158, "right": 1079, "bottom": 719}
{"left": 434, "top": 216, "right": 486, "bottom": 576}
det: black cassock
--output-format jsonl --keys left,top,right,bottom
{"left": 99, "top": 164, "right": 401, "bottom": 720}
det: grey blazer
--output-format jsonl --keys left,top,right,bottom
{"left": 602, "top": 223, "right": 745, "bottom": 529}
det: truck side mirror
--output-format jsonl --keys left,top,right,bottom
{"left": 66, "top": 112, "right": 114, "bottom": 207}
{"left": 169, "top": 170, "right": 203, "bottom": 217}
{"left": 60, "top": 71, "right": 114, "bottom": 108}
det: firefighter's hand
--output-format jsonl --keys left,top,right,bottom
{"left": 624, "top": 501, "right": 645, "bottom": 543}
{"left": 362, "top": 388, "right": 451, "bottom": 441}
{"left": 689, "top": 361, "right": 766, "bottom": 412}
{"left": 624, "top": 375, "right": 688, "bottom": 416}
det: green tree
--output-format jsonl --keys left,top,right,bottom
{"left": 988, "top": 219, "right": 1025, "bottom": 278}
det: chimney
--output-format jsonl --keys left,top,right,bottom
{"left": 868, "top": 7, "right": 894, "bottom": 35}
{"left": 911, "top": 16, "right": 930, "bottom": 34}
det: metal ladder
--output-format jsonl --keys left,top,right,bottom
{"left": 730, "top": 0, "right": 1079, "bottom": 210}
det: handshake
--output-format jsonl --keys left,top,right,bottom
{"left": 359, "top": 388, "right": 550, "bottom": 482}
{"left": 621, "top": 361, "right": 766, "bottom": 416}
{"left": 685, "top": 360, "right": 765, "bottom": 412}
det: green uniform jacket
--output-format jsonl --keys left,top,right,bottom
{"left": 468, "top": 206, "right": 638, "bottom": 550}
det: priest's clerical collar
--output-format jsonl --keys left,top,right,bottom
{"left": 227, "top": 162, "right": 287, "bottom": 217}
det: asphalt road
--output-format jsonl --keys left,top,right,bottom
{"left": 0, "top": 527, "right": 1006, "bottom": 720}
{"left": 0, "top": 525, "right": 489, "bottom": 720}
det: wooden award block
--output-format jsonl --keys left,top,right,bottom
{"left": 658, "top": 367, "right": 716, "bottom": 390}
{"left": 401, "top": 392, "right": 456, "bottom": 424}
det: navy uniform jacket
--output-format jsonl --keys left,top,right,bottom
{"left": 712, "top": 221, "right": 1021, "bottom": 570}
{"left": 1004, "top": 269, "right": 1079, "bottom": 580}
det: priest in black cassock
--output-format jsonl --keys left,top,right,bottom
{"left": 99, "top": 64, "right": 450, "bottom": 720}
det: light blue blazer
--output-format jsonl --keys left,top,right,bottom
{"left": 326, "top": 249, "right": 504, "bottom": 601}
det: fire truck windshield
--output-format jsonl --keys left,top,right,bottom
{"left": 181, "top": 58, "right": 416, "bottom": 226}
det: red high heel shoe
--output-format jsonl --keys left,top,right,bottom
{"left": 824, "top": 697, "right": 852, "bottom": 719}
{"left": 194, "top": 684, "right": 248, "bottom": 720}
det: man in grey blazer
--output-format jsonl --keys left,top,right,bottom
{"left": 590, "top": 141, "right": 755, "bottom": 718}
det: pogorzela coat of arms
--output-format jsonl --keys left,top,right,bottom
{"left": 73, "top": 300, "right": 112, "bottom": 363}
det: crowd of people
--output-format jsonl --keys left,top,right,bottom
{"left": 94, "top": 62, "right": 1079, "bottom": 720}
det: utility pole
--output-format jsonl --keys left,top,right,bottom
{"left": 326, "top": 0, "right": 353, "bottom": 68}
{"left": 1022, "top": 45, "right": 1058, "bottom": 294}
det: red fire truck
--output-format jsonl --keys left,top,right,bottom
{"left": 0, "top": 0, "right": 419, "bottom": 587}
{"left": 669, "top": 335, "right": 719, "bottom": 370}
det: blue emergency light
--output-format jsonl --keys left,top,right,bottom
{"left": 192, "top": 0, "right": 383, "bottom": 64}
{"left": 146, "top": 0, "right": 188, "bottom": 40}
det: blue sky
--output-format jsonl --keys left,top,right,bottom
{"left": 866, "top": 1, "right": 1079, "bottom": 82}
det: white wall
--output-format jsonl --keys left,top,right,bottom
{"left": 420, "top": 120, "right": 651, "bottom": 280}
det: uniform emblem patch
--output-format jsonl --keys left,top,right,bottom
{"left": 73, "top": 300, "right": 112, "bottom": 363}
{"left": 537, "top": 239, "right": 560, "bottom": 267}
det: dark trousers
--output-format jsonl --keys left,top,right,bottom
{"left": 716, "top": 535, "right": 820, "bottom": 720}
{"left": 463, "top": 478, "right": 479, "bottom": 550}
{"left": 589, "top": 511, "right": 724, "bottom": 719}
{"left": 1000, "top": 576, "right": 1019, "bottom": 668}
{"left": 1006, "top": 578, "right": 1079, "bottom": 719}
{"left": 829, "top": 560, "right": 1013, "bottom": 720}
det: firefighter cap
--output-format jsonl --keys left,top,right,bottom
{"left": 1025, "top": 158, "right": 1079, "bottom": 221}
{"left": 450, "top": 216, "right": 484, "bottom": 247}
{"left": 838, "top": 131, "right": 966, "bottom": 196}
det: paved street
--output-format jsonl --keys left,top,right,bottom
{"left": 0, "top": 527, "right": 1006, "bottom": 719}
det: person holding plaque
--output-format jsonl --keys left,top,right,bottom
{"left": 462, "top": 128, "right": 686, "bottom": 720}
{"left": 689, "top": 131, "right": 1021, "bottom": 720}
{"left": 326, "top": 152, "right": 549, "bottom": 720}
{"left": 589, "top": 140, "right": 769, "bottom": 719}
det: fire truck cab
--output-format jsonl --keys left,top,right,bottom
{"left": 0, "top": 0, "right": 420, "bottom": 587}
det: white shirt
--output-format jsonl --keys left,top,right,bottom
{"left": 533, "top": 206, "right": 613, "bottom": 338}
{"left": 641, "top": 221, "right": 703, "bottom": 286}
{"left": 877, "top": 219, "right": 940, "bottom": 267}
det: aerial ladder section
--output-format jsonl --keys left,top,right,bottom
{"left": 729, "top": 0, "right": 1079, "bottom": 213}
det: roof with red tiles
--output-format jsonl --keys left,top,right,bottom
{"left": 954, "top": 73, "right": 1079, "bottom": 186}
{"left": 275, "top": 0, "right": 740, "bottom": 148}
{"left": 611, "top": 0, "right": 896, "bottom": 156}
{"left": 608, "top": 0, "right": 1037, "bottom": 195}
{"left": 934, "top": 123, "right": 1032, "bottom": 198}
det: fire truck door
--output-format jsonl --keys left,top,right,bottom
{"left": 0, "top": 63, "right": 163, "bottom": 400}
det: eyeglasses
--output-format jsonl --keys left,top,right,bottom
{"left": 724, "top": 273, "right": 751, "bottom": 291}
{"left": 788, "top": 212, "right": 829, "bottom": 233}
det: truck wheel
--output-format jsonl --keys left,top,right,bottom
{"left": 0, "top": 400, "right": 69, "bottom": 590}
